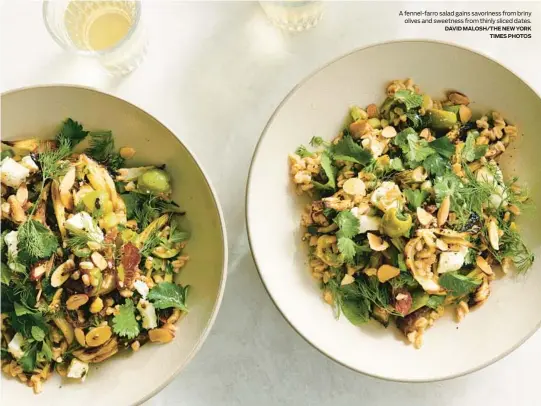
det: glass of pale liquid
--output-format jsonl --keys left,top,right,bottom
{"left": 260, "top": 1, "right": 324, "bottom": 32}
{"left": 43, "top": 0, "right": 147, "bottom": 76}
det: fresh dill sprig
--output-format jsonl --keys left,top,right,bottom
{"left": 37, "top": 136, "right": 72, "bottom": 181}
{"left": 86, "top": 131, "right": 125, "bottom": 171}
{"left": 491, "top": 221, "right": 535, "bottom": 273}
{"left": 66, "top": 234, "right": 93, "bottom": 250}
{"left": 140, "top": 229, "right": 162, "bottom": 257}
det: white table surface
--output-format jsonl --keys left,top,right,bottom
{"left": 2, "top": 1, "right": 541, "bottom": 405}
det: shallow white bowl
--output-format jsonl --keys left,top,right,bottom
{"left": 247, "top": 40, "right": 541, "bottom": 382}
{"left": 1, "top": 86, "right": 227, "bottom": 404}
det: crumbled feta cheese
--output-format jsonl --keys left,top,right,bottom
{"left": 350, "top": 207, "right": 381, "bottom": 233}
{"left": 134, "top": 280, "right": 149, "bottom": 298}
{"left": 65, "top": 212, "right": 104, "bottom": 242}
{"left": 20, "top": 155, "right": 39, "bottom": 172}
{"left": 0, "top": 157, "right": 30, "bottom": 188}
{"left": 476, "top": 166, "right": 508, "bottom": 209}
{"left": 137, "top": 299, "right": 158, "bottom": 329}
{"left": 67, "top": 358, "right": 89, "bottom": 381}
{"left": 437, "top": 246, "right": 469, "bottom": 274}
{"left": 8, "top": 333, "right": 25, "bottom": 359}
{"left": 370, "top": 181, "right": 404, "bottom": 212}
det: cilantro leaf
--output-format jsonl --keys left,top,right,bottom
{"left": 462, "top": 132, "right": 488, "bottom": 162}
{"left": 57, "top": 118, "right": 88, "bottom": 147}
{"left": 337, "top": 237, "right": 357, "bottom": 262}
{"left": 331, "top": 136, "right": 372, "bottom": 165}
{"left": 31, "top": 326, "right": 46, "bottom": 342}
{"left": 312, "top": 152, "right": 336, "bottom": 191}
{"left": 112, "top": 299, "right": 140, "bottom": 339}
{"left": 394, "top": 128, "right": 434, "bottom": 164}
{"left": 439, "top": 272, "right": 481, "bottom": 296}
{"left": 390, "top": 157, "right": 405, "bottom": 171}
{"left": 426, "top": 295, "right": 445, "bottom": 309}
{"left": 423, "top": 154, "right": 448, "bottom": 177}
{"left": 434, "top": 173, "right": 462, "bottom": 203}
{"left": 404, "top": 189, "right": 428, "bottom": 210}
{"left": 147, "top": 282, "right": 189, "bottom": 311}
{"left": 17, "top": 220, "right": 59, "bottom": 266}
{"left": 333, "top": 211, "right": 360, "bottom": 239}
{"left": 429, "top": 137, "right": 456, "bottom": 158}
{"left": 393, "top": 90, "right": 423, "bottom": 110}
{"left": 20, "top": 345, "right": 38, "bottom": 372}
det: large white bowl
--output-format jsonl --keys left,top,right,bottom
{"left": 247, "top": 40, "right": 541, "bottom": 382}
{"left": 1, "top": 86, "right": 227, "bottom": 404}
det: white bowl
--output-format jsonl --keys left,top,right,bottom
{"left": 246, "top": 40, "right": 541, "bottom": 382}
{"left": 1, "top": 85, "right": 227, "bottom": 404}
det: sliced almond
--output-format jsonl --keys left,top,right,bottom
{"left": 148, "top": 327, "right": 174, "bottom": 343}
{"left": 419, "top": 128, "right": 432, "bottom": 140}
{"left": 367, "top": 233, "right": 389, "bottom": 251}
{"left": 364, "top": 267, "right": 378, "bottom": 277}
{"left": 59, "top": 166, "right": 76, "bottom": 210}
{"left": 340, "top": 274, "right": 355, "bottom": 286}
{"left": 448, "top": 91, "right": 470, "bottom": 105}
{"left": 459, "top": 105, "right": 472, "bottom": 123}
{"left": 16, "top": 184, "right": 28, "bottom": 205}
{"left": 435, "top": 238, "right": 449, "bottom": 251}
{"left": 74, "top": 328, "right": 86, "bottom": 347}
{"left": 381, "top": 126, "right": 397, "bottom": 139}
{"left": 119, "top": 147, "right": 136, "bottom": 159}
{"left": 441, "top": 236, "right": 473, "bottom": 247}
{"left": 416, "top": 207, "right": 434, "bottom": 226}
{"left": 501, "top": 257, "right": 513, "bottom": 274}
{"left": 437, "top": 196, "right": 450, "bottom": 226}
{"left": 53, "top": 317, "right": 74, "bottom": 345}
{"left": 66, "top": 294, "right": 89, "bottom": 310}
{"left": 488, "top": 219, "right": 499, "bottom": 250}
{"left": 342, "top": 178, "right": 366, "bottom": 196}
{"left": 377, "top": 264, "right": 400, "bottom": 283}
{"left": 51, "top": 259, "right": 75, "bottom": 287}
{"left": 476, "top": 256, "right": 493, "bottom": 275}
{"left": 79, "top": 261, "right": 94, "bottom": 270}
{"left": 7, "top": 195, "right": 26, "bottom": 223}
{"left": 91, "top": 252, "right": 108, "bottom": 271}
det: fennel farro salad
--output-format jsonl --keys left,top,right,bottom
{"left": 1, "top": 119, "right": 190, "bottom": 393}
{"left": 289, "top": 79, "right": 534, "bottom": 349}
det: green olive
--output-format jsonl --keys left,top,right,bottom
{"left": 382, "top": 208, "right": 412, "bottom": 238}
{"left": 83, "top": 190, "right": 110, "bottom": 212}
{"left": 421, "top": 94, "right": 433, "bottom": 110}
{"left": 73, "top": 247, "right": 91, "bottom": 258}
{"left": 152, "top": 246, "right": 180, "bottom": 259}
{"left": 443, "top": 105, "right": 461, "bottom": 114}
{"left": 137, "top": 169, "right": 171, "bottom": 194}
{"left": 367, "top": 118, "right": 381, "bottom": 129}
{"left": 428, "top": 109, "right": 458, "bottom": 130}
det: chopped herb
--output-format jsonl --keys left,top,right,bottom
{"left": 17, "top": 220, "right": 59, "bottom": 266}
{"left": 333, "top": 211, "right": 360, "bottom": 239}
{"left": 112, "top": 299, "right": 140, "bottom": 339}
{"left": 439, "top": 272, "right": 481, "bottom": 296}
{"left": 393, "top": 89, "right": 423, "bottom": 110}
{"left": 462, "top": 132, "right": 488, "bottom": 162}
{"left": 85, "top": 130, "right": 125, "bottom": 171}
{"left": 312, "top": 152, "right": 336, "bottom": 191}
{"left": 331, "top": 136, "right": 372, "bottom": 165}
{"left": 147, "top": 282, "right": 189, "bottom": 311}
{"left": 429, "top": 136, "right": 456, "bottom": 158}
{"left": 404, "top": 189, "right": 428, "bottom": 210}
{"left": 426, "top": 295, "right": 445, "bottom": 309}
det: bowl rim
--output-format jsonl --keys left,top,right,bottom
{"left": 1, "top": 84, "right": 229, "bottom": 404}
{"left": 245, "top": 38, "right": 541, "bottom": 383}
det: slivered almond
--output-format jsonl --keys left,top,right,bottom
{"left": 476, "top": 256, "right": 493, "bottom": 275}
{"left": 437, "top": 196, "right": 450, "bottom": 226}
{"left": 459, "top": 105, "right": 472, "bottom": 123}
{"left": 340, "top": 274, "right": 355, "bottom": 286}
{"left": 59, "top": 166, "right": 76, "bottom": 210}
{"left": 488, "top": 219, "right": 499, "bottom": 250}
{"left": 435, "top": 239, "right": 449, "bottom": 251}
{"left": 364, "top": 267, "right": 378, "bottom": 276}
{"left": 381, "top": 126, "right": 397, "bottom": 139}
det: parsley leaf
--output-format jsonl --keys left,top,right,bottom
{"left": 31, "top": 326, "right": 46, "bottom": 342}
{"left": 426, "top": 295, "right": 445, "bottom": 309}
{"left": 429, "top": 137, "right": 456, "bottom": 158}
{"left": 312, "top": 152, "right": 336, "bottom": 191}
{"left": 394, "top": 128, "right": 434, "bottom": 164}
{"left": 423, "top": 153, "right": 448, "bottom": 177}
{"left": 389, "top": 157, "right": 405, "bottom": 171}
{"left": 20, "top": 345, "right": 38, "bottom": 373}
{"left": 439, "top": 272, "right": 481, "bottom": 296}
{"left": 331, "top": 136, "right": 372, "bottom": 165}
{"left": 393, "top": 89, "right": 423, "bottom": 110}
{"left": 57, "top": 118, "right": 89, "bottom": 147}
{"left": 333, "top": 211, "right": 360, "bottom": 239}
{"left": 147, "top": 282, "right": 189, "bottom": 311}
{"left": 17, "top": 220, "right": 59, "bottom": 266}
{"left": 404, "top": 189, "right": 428, "bottom": 210}
{"left": 434, "top": 173, "right": 462, "bottom": 203}
{"left": 112, "top": 299, "right": 140, "bottom": 339}
{"left": 462, "top": 132, "right": 488, "bottom": 162}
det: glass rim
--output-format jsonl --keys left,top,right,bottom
{"left": 42, "top": 0, "right": 142, "bottom": 57}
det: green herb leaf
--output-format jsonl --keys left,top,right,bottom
{"left": 57, "top": 118, "right": 89, "bottom": 147}
{"left": 434, "top": 173, "right": 462, "bottom": 203}
{"left": 312, "top": 152, "right": 336, "bottom": 191}
{"left": 423, "top": 153, "right": 448, "bottom": 176}
{"left": 429, "top": 137, "right": 456, "bottom": 158}
{"left": 38, "top": 341, "right": 53, "bottom": 362}
{"left": 426, "top": 295, "right": 445, "bottom": 309}
{"left": 295, "top": 145, "right": 313, "bottom": 158}
{"left": 17, "top": 220, "right": 59, "bottom": 266}
{"left": 85, "top": 130, "right": 125, "bottom": 171}
{"left": 112, "top": 299, "right": 140, "bottom": 339}
{"left": 31, "top": 326, "right": 46, "bottom": 342}
{"left": 147, "top": 282, "right": 189, "bottom": 311}
{"left": 393, "top": 90, "right": 423, "bottom": 110}
{"left": 337, "top": 237, "right": 357, "bottom": 262}
{"left": 1, "top": 262, "right": 13, "bottom": 285}
{"left": 341, "top": 298, "right": 370, "bottom": 325}
{"left": 439, "top": 272, "right": 481, "bottom": 296}
{"left": 394, "top": 129, "right": 435, "bottom": 164}
{"left": 309, "top": 136, "right": 327, "bottom": 147}
{"left": 462, "top": 132, "right": 488, "bottom": 162}
{"left": 331, "top": 136, "right": 372, "bottom": 165}
{"left": 404, "top": 189, "right": 428, "bottom": 210}
{"left": 20, "top": 345, "right": 38, "bottom": 373}
{"left": 389, "top": 157, "right": 405, "bottom": 171}
{"left": 333, "top": 211, "right": 360, "bottom": 239}
{"left": 14, "top": 302, "right": 35, "bottom": 316}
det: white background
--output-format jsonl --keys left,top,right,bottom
{"left": 1, "top": 1, "right": 541, "bottom": 405}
